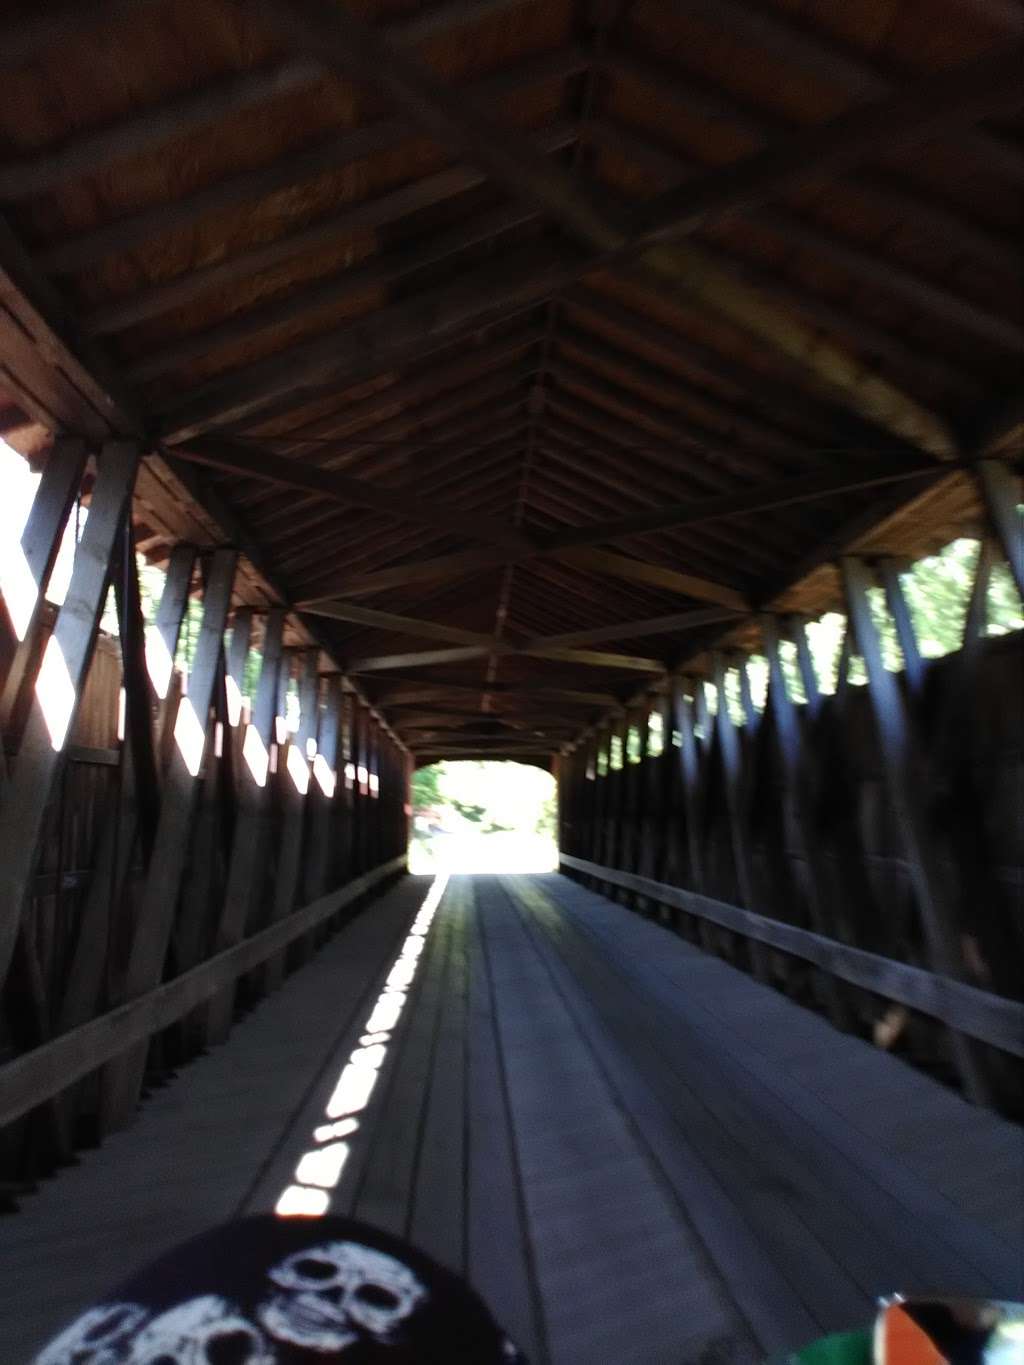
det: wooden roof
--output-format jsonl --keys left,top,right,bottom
{"left": 1, "top": 0, "right": 1021, "bottom": 762}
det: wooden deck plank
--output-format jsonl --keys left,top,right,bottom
{"left": 463, "top": 877, "right": 548, "bottom": 1365}
{"left": 347, "top": 881, "right": 454, "bottom": 1236}
{"left": 476, "top": 876, "right": 749, "bottom": 1365}
{"left": 4, "top": 870, "right": 1021, "bottom": 1365}
{"left": 408, "top": 878, "right": 468, "bottom": 1273}
{"left": 527, "top": 875, "right": 1020, "bottom": 1294}
{"left": 0, "top": 877, "right": 421, "bottom": 1362}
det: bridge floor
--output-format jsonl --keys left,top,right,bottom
{"left": 2, "top": 874, "right": 1020, "bottom": 1363}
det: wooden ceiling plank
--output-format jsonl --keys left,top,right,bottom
{"left": 244, "top": 379, "right": 533, "bottom": 528}
{"left": 170, "top": 434, "right": 534, "bottom": 552}
{"left": 659, "top": 0, "right": 1024, "bottom": 175}
{"left": 249, "top": 0, "right": 625, "bottom": 253}
{"left": 0, "top": 61, "right": 322, "bottom": 201}
{"left": 156, "top": 245, "right": 575, "bottom": 440}
{"left": 85, "top": 120, "right": 576, "bottom": 339}
{"left": 557, "top": 546, "right": 749, "bottom": 611}
{"left": 128, "top": 206, "right": 541, "bottom": 383}
{"left": 538, "top": 459, "right": 950, "bottom": 553}
{"left": 350, "top": 645, "right": 495, "bottom": 672}
{"left": 524, "top": 605, "right": 742, "bottom": 649}
{"left": 43, "top": 46, "right": 586, "bottom": 276}
{"left": 302, "top": 600, "right": 499, "bottom": 647}
{"left": 243, "top": 326, "right": 542, "bottom": 440}
{"left": 0, "top": 0, "right": 165, "bottom": 69}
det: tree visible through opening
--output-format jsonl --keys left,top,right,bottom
{"left": 410, "top": 760, "right": 557, "bottom": 873}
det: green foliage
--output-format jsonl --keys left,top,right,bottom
{"left": 411, "top": 759, "right": 556, "bottom": 838}
{"left": 647, "top": 709, "right": 664, "bottom": 757}
{"left": 411, "top": 764, "right": 442, "bottom": 810}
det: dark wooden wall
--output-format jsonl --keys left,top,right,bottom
{"left": 558, "top": 540, "right": 1024, "bottom": 1118}
{"left": 0, "top": 442, "right": 410, "bottom": 1203}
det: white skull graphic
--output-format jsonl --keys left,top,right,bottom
{"left": 257, "top": 1241, "right": 426, "bottom": 1353}
{"left": 35, "top": 1302, "right": 147, "bottom": 1364}
{"left": 125, "top": 1296, "right": 275, "bottom": 1364}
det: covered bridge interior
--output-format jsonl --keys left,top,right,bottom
{"left": 0, "top": 1, "right": 1022, "bottom": 1360}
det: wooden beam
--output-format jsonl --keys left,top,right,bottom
{"left": 249, "top": 0, "right": 624, "bottom": 253}
{"left": 541, "top": 461, "right": 949, "bottom": 553}
{"left": 840, "top": 556, "right": 989, "bottom": 1103}
{"left": 569, "top": 285, "right": 917, "bottom": 457}
{"left": 100, "top": 548, "right": 238, "bottom": 1127}
{"left": 712, "top": 652, "right": 770, "bottom": 981}
{"left": 637, "top": 46, "right": 1024, "bottom": 250}
{"left": 300, "top": 459, "right": 962, "bottom": 614}
{"left": 168, "top": 435, "right": 534, "bottom": 552}
{"left": 0, "top": 438, "right": 87, "bottom": 744}
{"left": 522, "top": 645, "right": 665, "bottom": 672}
{"left": 303, "top": 548, "right": 512, "bottom": 600}
{"left": 558, "top": 855, "right": 1024, "bottom": 1058}
{"left": 660, "top": 0, "right": 1023, "bottom": 171}
{"left": 975, "top": 460, "right": 1024, "bottom": 600}
{"left": 127, "top": 221, "right": 541, "bottom": 382}
{"left": 639, "top": 241, "right": 958, "bottom": 459}
{"left": 0, "top": 855, "right": 407, "bottom": 1131}
{"left": 0, "top": 440, "right": 139, "bottom": 991}
{"left": 349, "top": 645, "right": 494, "bottom": 673}
{"left": 878, "top": 561, "right": 927, "bottom": 696}
{"left": 156, "top": 244, "right": 576, "bottom": 439}
{"left": 349, "top": 642, "right": 664, "bottom": 673}
{"left": 524, "top": 605, "right": 740, "bottom": 650}
{"left": 556, "top": 547, "right": 749, "bottom": 610}
{"left": 267, "top": 647, "right": 319, "bottom": 985}
{"left": 0, "top": 62, "right": 321, "bottom": 200}
{"left": 52, "top": 46, "right": 586, "bottom": 279}
{"left": 756, "top": 208, "right": 1023, "bottom": 355}
{"left": 301, "top": 600, "right": 504, "bottom": 647}
{"left": 306, "top": 674, "right": 344, "bottom": 898}
{"left": 83, "top": 122, "right": 571, "bottom": 338}
{"left": 0, "top": 0, "right": 164, "bottom": 68}
{"left": 375, "top": 679, "right": 618, "bottom": 707}
{"left": 760, "top": 615, "right": 851, "bottom": 1027}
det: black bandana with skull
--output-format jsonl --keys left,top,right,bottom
{"left": 33, "top": 1215, "right": 529, "bottom": 1364}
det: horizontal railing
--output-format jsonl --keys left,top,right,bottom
{"left": 0, "top": 855, "right": 407, "bottom": 1130}
{"left": 560, "top": 854, "right": 1024, "bottom": 1059}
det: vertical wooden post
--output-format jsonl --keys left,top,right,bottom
{"left": 201, "top": 608, "right": 285, "bottom": 1043}
{"left": 962, "top": 537, "right": 997, "bottom": 647}
{"left": 100, "top": 546, "right": 237, "bottom": 1126}
{"left": 605, "top": 710, "right": 630, "bottom": 899}
{"left": 640, "top": 689, "right": 671, "bottom": 912}
{"left": 761, "top": 615, "right": 852, "bottom": 1027}
{"left": 149, "top": 544, "right": 197, "bottom": 702}
{"left": 878, "top": 562, "right": 926, "bottom": 695}
{"left": 0, "top": 441, "right": 139, "bottom": 992}
{"left": 713, "top": 653, "right": 770, "bottom": 981}
{"left": 975, "top": 459, "right": 1023, "bottom": 599}
{"left": 626, "top": 702, "right": 651, "bottom": 911}
{"left": 338, "top": 687, "right": 355, "bottom": 882}
{"left": 58, "top": 538, "right": 193, "bottom": 1043}
{"left": 671, "top": 675, "right": 714, "bottom": 951}
{"left": 840, "top": 556, "right": 989, "bottom": 1102}
{"left": 787, "top": 617, "right": 824, "bottom": 720}
{"left": 581, "top": 727, "right": 601, "bottom": 889}
{"left": 307, "top": 673, "right": 343, "bottom": 898}
{"left": 273, "top": 651, "right": 318, "bottom": 907}
{"left": 651, "top": 689, "right": 677, "bottom": 886}
{"left": 0, "top": 438, "right": 87, "bottom": 748}
{"left": 368, "top": 713, "right": 382, "bottom": 870}
{"left": 224, "top": 607, "right": 254, "bottom": 728}
{"left": 260, "top": 648, "right": 318, "bottom": 982}
{"left": 733, "top": 652, "right": 760, "bottom": 734}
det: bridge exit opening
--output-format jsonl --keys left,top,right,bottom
{"left": 409, "top": 760, "right": 557, "bottom": 875}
